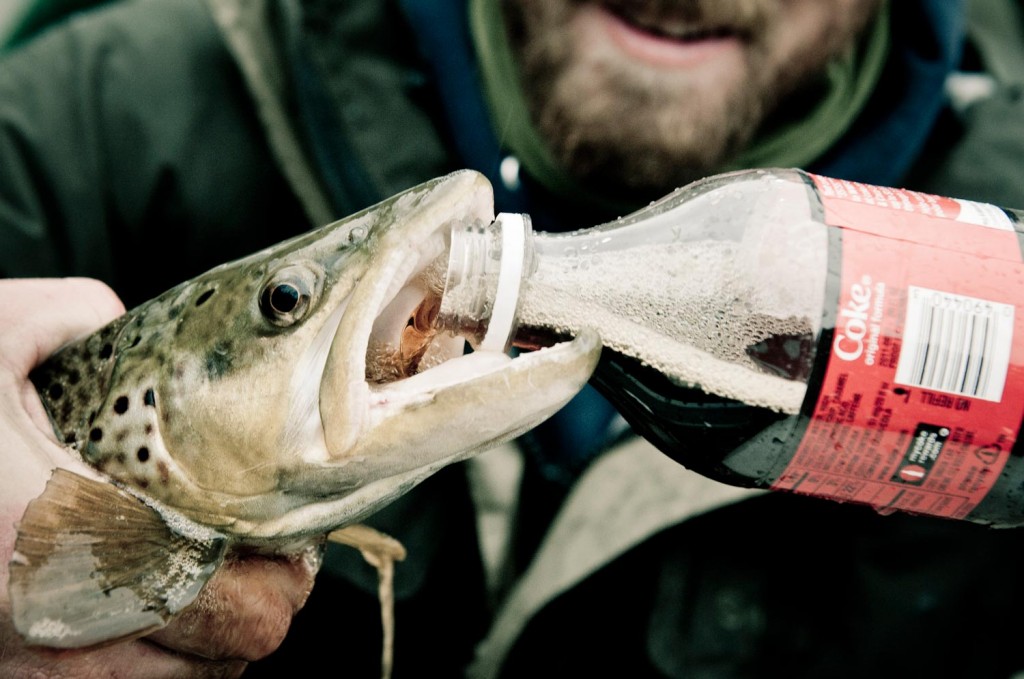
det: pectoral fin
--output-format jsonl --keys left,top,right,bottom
{"left": 9, "top": 468, "right": 227, "bottom": 648}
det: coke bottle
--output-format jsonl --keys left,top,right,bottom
{"left": 433, "top": 168, "right": 1024, "bottom": 527}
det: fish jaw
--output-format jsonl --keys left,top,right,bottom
{"left": 254, "top": 169, "right": 606, "bottom": 538}
{"left": 315, "top": 170, "right": 497, "bottom": 460}
{"left": 253, "top": 328, "right": 601, "bottom": 540}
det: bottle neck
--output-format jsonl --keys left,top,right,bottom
{"left": 437, "top": 212, "right": 534, "bottom": 352}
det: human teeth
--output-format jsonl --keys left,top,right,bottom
{"left": 652, "top": 25, "right": 732, "bottom": 41}
{"left": 618, "top": 11, "right": 733, "bottom": 42}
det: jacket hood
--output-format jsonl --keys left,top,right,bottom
{"left": 810, "top": 0, "right": 966, "bottom": 185}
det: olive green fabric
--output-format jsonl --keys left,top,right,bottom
{"left": 1, "top": 0, "right": 112, "bottom": 51}
{"left": 723, "top": 4, "right": 890, "bottom": 170}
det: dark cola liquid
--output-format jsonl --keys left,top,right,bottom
{"left": 589, "top": 343, "right": 803, "bottom": 487}
{"left": 611, "top": 342, "right": 1024, "bottom": 527}
{"left": 514, "top": 324, "right": 809, "bottom": 488}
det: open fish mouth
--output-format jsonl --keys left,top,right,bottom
{"left": 363, "top": 242, "right": 456, "bottom": 385}
{"left": 315, "top": 171, "right": 497, "bottom": 461}
{"left": 255, "top": 170, "right": 601, "bottom": 537}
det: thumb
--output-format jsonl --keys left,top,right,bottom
{"left": 0, "top": 278, "right": 125, "bottom": 376}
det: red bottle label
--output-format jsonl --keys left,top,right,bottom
{"left": 772, "top": 175, "right": 1024, "bottom": 520}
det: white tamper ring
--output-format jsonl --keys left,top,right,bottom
{"left": 478, "top": 213, "right": 526, "bottom": 352}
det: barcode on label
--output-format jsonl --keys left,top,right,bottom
{"left": 895, "top": 286, "right": 1014, "bottom": 402}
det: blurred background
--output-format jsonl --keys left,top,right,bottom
{"left": 1, "top": 0, "right": 105, "bottom": 50}
{"left": 0, "top": 0, "right": 29, "bottom": 45}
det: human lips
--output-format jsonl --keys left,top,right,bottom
{"left": 583, "top": 2, "right": 747, "bottom": 68}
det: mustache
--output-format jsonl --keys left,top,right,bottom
{"left": 595, "top": 0, "right": 776, "bottom": 34}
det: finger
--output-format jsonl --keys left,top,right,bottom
{"left": 147, "top": 549, "right": 321, "bottom": 662}
{"left": 0, "top": 277, "right": 125, "bottom": 375}
{"left": 0, "top": 278, "right": 125, "bottom": 439}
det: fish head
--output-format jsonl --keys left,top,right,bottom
{"left": 31, "top": 170, "right": 601, "bottom": 539}
{"left": 13, "top": 171, "right": 600, "bottom": 650}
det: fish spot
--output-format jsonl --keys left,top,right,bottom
{"left": 168, "top": 304, "right": 184, "bottom": 320}
{"left": 116, "top": 452, "right": 127, "bottom": 465}
{"left": 195, "top": 289, "right": 215, "bottom": 306}
{"left": 99, "top": 343, "right": 113, "bottom": 360}
{"left": 130, "top": 335, "right": 142, "bottom": 348}
{"left": 144, "top": 388, "right": 156, "bottom": 407}
{"left": 137, "top": 447, "right": 150, "bottom": 463}
{"left": 135, "top": 477, "right": 150, "bottom": 489}
{"left": 66, "top": 370, "right": 80, "bottom": 385}
{"left": 144, "top": 423, "right": 153, "bottom": 435}
{"left": 47, "top": 383, "right": 64, "bottom": 400}
{"left": 89, "top": 427, "right": 103, "bottom": 442}
{"left": 113, "top": 396, "right": 129, "bottom": 414}
{"left": 157, "top": 461, "right": 170, "bottom": 484}
{"left": 63, "top": 433, "right": 76, "bottom": 445}
{"left": 116, "top": 431, "right": 127, "bottom": 444}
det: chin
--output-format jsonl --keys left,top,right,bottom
{"left": 536, "top": 66, "right": 764, "bottom": 195}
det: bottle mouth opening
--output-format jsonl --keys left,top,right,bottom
{"left": 437, "top": 213, "right": 533, "bottom": 353}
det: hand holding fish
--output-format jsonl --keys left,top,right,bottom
{"left": 0, "top": 277, "right": 319, "bottom": 678}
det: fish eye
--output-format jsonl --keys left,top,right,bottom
{"left": 259, "top": 265, "right": 320, "bottom": 327}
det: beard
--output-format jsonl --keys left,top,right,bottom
{"left": 502, "top": 0, "right": 882, "bottom": 200}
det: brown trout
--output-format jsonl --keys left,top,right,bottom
{"left": 9, "top": 170, "right": 600, "bottom": 649}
